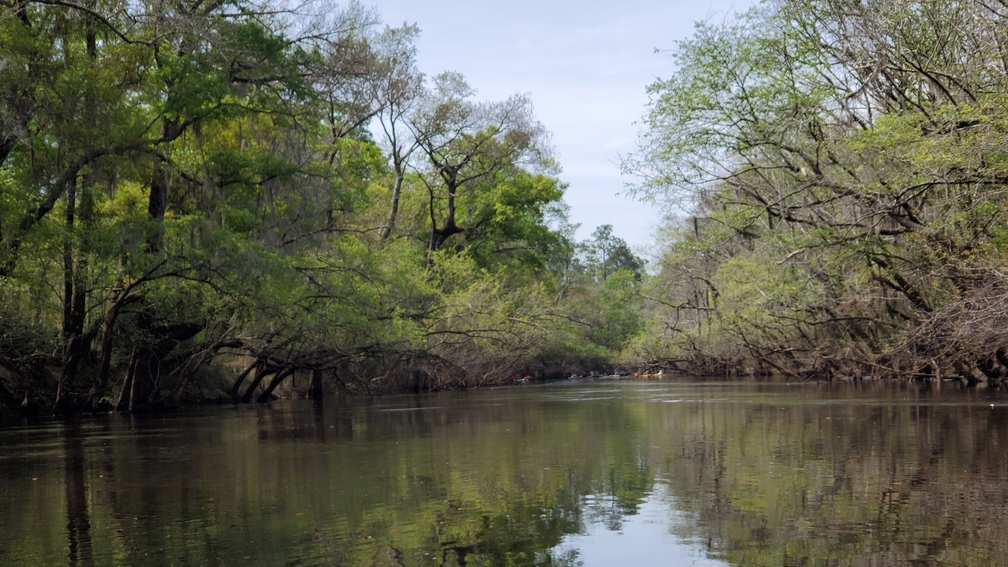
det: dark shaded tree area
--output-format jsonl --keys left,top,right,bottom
{"left": 624, "top": 0, "right": 1008, "bottom": 383}
{"left": 0, "top": 0, "right": 642, "bottom": 415}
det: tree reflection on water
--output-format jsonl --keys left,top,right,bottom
{"left": 1, "top": 381, "right": 1007, "bottom": 566}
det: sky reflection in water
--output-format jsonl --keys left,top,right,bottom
{"left": 554, "top": 484, "right": 728, "bottom": 567}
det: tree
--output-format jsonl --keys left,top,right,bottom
{"left": 625, "top": 0, "right": 1008, "bottom": 378}
{"left": 411, "top": 72, "right": 555, "bottom": 258}
{"left": 585, "top": 224, "right": 645, "bottom": 282}
{"left": 0, "top": 0, "right": 594, "bottom": 414}
{"left": 372, "top": 24, "right": 424, "bottom": 241}
{"left": 0, "top": 0, "right": 427, "bottom": 412}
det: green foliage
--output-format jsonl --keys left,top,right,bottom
{"left": 627, "top": 0, "right": 1008, "bottom": 378}
{"left": 0, "top": 0, "right": 623, "bottom": 411}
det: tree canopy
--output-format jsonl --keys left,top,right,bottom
{"left": 625, "top": 0, "right": 1008, "bottom": 381}
{"left": 0, "top": 0, "right": 647, "bottom": 415}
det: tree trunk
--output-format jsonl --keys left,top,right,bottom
{"left": 146, "top": 119, "right": 177, "bottom": 252}
{"left": 230, "top": 360, "right": 261, "bottom": 402}
{"left": 426, "top": 181, "right": 462, "bottom": 256}
{"left": 55, "top": 34, "right": 102, "bottom": 415}
{"left": 146, "top": 155, "right": 168, "bottom": 252}
{"left": 87, "top": 269, "right": 126, "bottom": 412}
{"left": 115, "top": 349, "right": 139, "bottom": 412}
{"left": 427, "top": 224, "right": 464, "bottom": 254}
{"left": 256, "top": 367, "right": 296, "bottom": 403}
{"left": 54, "top": 332, "right": 84, "bottom": 415}
{"left": 54, "top": 181, "right": 88, "bottom": 416}
{"left": 240, "top": 365, "right": 273, "bottom": 403}
{"left": 118, "top": 322, "right": 201, "bottom": 412}
{"left": 410, "top": 368, "right": 422, "bottom": 393}
{"left": 996, "top": 348, "right": 1008, "bottom": 370}
{"left": 380, "top": 157, "right": 406, "bottom": 241}
{"left": 128, "top": 348, "right": 154, "bottom": 412}
{"left": 307, "top": 368, "right": 324, "bottom": 400}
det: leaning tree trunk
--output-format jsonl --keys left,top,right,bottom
{"left": 240, "top": 365, "right": 275, "bottom": 403}
{"left": 115, "top": 349, "right": 139, "bottom": 412}
{"left": 114, "top": 323, "right": 202, "bottom": 412}
{"left": 230, "top": 359, "right": 261, "bottom": 402}
{"left": 256, "top": 367, "right": 296, "bottom": 403}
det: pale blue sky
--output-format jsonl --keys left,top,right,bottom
{"left": 369, "top": 0, "right": 749, "bottom": 249}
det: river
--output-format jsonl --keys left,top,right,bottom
{"left": 2, "top": 379, "right": 1007, "bottom": 566}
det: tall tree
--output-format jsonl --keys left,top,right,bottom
{"left": 412, "top": 72, "right": 554, "bottom": 257}
{"left": 372, "top": 24, "right": 423, "bottom": 241}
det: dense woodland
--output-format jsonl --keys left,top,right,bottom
{"left": 625, "top": 0, "right": 1008, "bottom": 383}
{"left": 3, "top": 0, "right": 1008, "bottom": 416}
{"left": 0, "top": 0, "right": 646, "bottom": 414}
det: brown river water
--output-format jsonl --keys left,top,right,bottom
{"left": 2, "top": 379, "right": 1007, "bottom": 566}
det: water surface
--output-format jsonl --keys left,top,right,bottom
{"left": 2, "top": 379, "right": 1007, "bottom": 566}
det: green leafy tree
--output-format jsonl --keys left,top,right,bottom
{"left": 412, "top": 72, "right": 555, "bottom": 256}
{"left": 626, "top": 0, "right": 1008, "bottom": 378}
{"left": 585, "top": 224, "right": 644, "bottom": 282}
